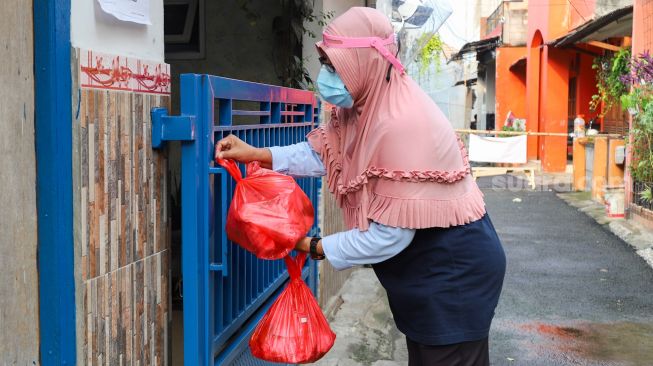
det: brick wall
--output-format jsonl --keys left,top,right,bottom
{"left": 633, "top": 0, "right": 653, "bottom": 55}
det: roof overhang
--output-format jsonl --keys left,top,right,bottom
{"left": 509, "top": 56, "right": 527, "bottom": 72}
{"left": 551, "top": 5, "right": 633, "bottom": 47}
{"left": 450, "top": 36, "right": 501, "bottom": 62}
{"left": 454, "top": 77, "right": 477, "bottom": 86}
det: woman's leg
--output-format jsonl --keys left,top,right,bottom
{"left": 406, "top": 337, "right": 423, "bottom": 366}
{"left": 406, "top": 337, "right": 489, "bottom": 366}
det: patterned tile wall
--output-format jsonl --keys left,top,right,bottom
{"left": 74, "top": 48, "right": 171, "bottom": 366}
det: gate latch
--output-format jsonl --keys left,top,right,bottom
{"left": 151, "top": 107, "right": 196, "bottom": 149}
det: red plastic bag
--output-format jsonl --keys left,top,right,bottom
{"left": 250, "top": 253, "right": 336, "bottom": 363}
{"left": 217, "top": 158, "right": 314, "bottom": 260}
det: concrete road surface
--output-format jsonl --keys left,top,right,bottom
{"left": 487, "top": 189, "right": 653, "bottom": 366}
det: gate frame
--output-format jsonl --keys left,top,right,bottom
{"left": 34, "top": 0, "right": 78, "bottom": 364}
{"left": 153, "top": 74, "right": 321, "bottom": 365}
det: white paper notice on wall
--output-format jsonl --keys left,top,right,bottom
{"left": 97, "top": 0, "right": 151, "bottom": 25}
{"left": 468, "top": 134, "right": 528, "bottom": 164}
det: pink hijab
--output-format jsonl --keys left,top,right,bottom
{"left": 307, "top": 7, "right": 486, "bottom": 231}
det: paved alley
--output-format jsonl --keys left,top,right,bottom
{"left": 317, "top": 180, "right": 653, "bottom": 366}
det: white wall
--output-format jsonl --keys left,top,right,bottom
{"left": 485, "top": 60, "right": 496, "bottom": 115}
{"left": 477, "top": 75, "right": 487, "bottom": 130}
{"left": 71, "top": 0, "right": 165, "bottom": 62}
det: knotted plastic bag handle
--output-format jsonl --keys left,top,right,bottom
{"left": 216, "top": 158, "right": 243, "bottom": 182}
{"left": 284, "top": 252, "right": 307, "bottom": 280}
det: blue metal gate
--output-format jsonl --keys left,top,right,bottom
{"left": 152, "top": 74, "right": 321, "bottom": 365}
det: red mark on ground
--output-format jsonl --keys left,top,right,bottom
{"left": 522, "top": 323, "right": 584, "bottom": 338}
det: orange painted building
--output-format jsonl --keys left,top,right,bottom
{"left": 523, "top": 0, "right": 621, "bottom": 172}
{"left": 461, "top": 1, "right": 529, "bottom": 132}
{"left": 456, "top": 0, "right": 631, "bottom": 172}
{"left": 483, "top": 0, "right": 627, "bottom": 172}
{"left": 495, "top": 47, "right": 527, "bottom": 127}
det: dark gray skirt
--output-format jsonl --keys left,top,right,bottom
{"left": 372, "top": 213, "right": 506, "bottom": 347}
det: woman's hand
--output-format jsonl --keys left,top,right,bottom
{"left": 214, "top": 134, "right": 272, "bottom": 168}
{"left": 295, "top": 237, "right": 311, "bottom": 253}
{"left": 295, "top": 237, "right": 324, "bottom": 256}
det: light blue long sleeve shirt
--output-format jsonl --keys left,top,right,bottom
{"left": 268, "top": 142, "right": 416, "bottom": 270}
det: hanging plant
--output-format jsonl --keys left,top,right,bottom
{"left": 590, "top": 48, "right": 631, "bottom": 116}
{"left": 619, "top": 51, "right": 653, "bottom": 190}
{"left": 630, "top": 99, "right": 653, "bottom": 183}
{"left": 417, "top": 34, "right": 444, "bottom": 75}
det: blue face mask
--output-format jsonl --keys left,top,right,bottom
{"left": 316, "top": 65, "right": 354, "bottom": 108}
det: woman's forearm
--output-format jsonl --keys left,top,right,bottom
{"left": 268, "top": 142, "right": 326, "bottom": 177}
{"left": 296, "top": 223, "right": 416, "bottom": 270}
{"left": 255, "top": 148, "right": 273, "bottom": 169}
{"left": 321, "top": 224, "right": 415, "bottom": 270}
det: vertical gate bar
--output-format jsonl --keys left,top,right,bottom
{"left": 275, "top": 129, "right": 281, "bottom": 277}
{"left": 220, "top": 168, "right": 229, "bottom": 278}
{"left": 249, "top": 252, "right": 254, "bottom": 306}
{"left": 248, "top": 129, "right": 255, "bottom": 304}
{"left": 34, "top": 1, "right": 76, "bottom": 363}
{"left": 305, "top": 103, "right": 313, "bottom": 122}
{"left": 268, "top": 129, "right": 273, "bottom": 284}
{"left": 260, "top": 101, "right": 271, "bottom": 124}
{"left": 237, "top": 129, "right": 245, "bottom": 313}
{"left": 252, "top": 128, "right": 258, "bottom": 296}
{"left": 242, "top": 128, "right": 247, "bottom": 313}
{"left": 260, "top": 128, "right": 265, "bottom": 296}
{"left": 271, "top": 102, "right": 281, "bottom": 124}
{"left": 235, "top": 130, "right": 245, "bottom": 317}
{"left": 218, "top": 99, "right": 233, "bottom": 126}
{"left": 226, "top": 169, "right": 233, "bottom": 325}
{"left": 218, "top": 171, "right": 226, "bottom": 332}
{"left": 181, "top": 74, "right": 208, "bottom": 366}
{"left": 244, "top": 129, "right": 250, "bottom": 308}
{"left": 280, "top": 104, "right": 284, "bottom": 124}
{"left": 296, "top": 104, "right": 304, "bottom": 123}
{"left": 232, "top": 139, "right": 239, "bottom": 319}
{"left": 231, "top": 129, "right": 238, "bottom": 319}
{"left": 231, "top": 174, "right": 236, "bottom": 322}
{"left": 204, "top": 76, "right": 218, "bottom": 361}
